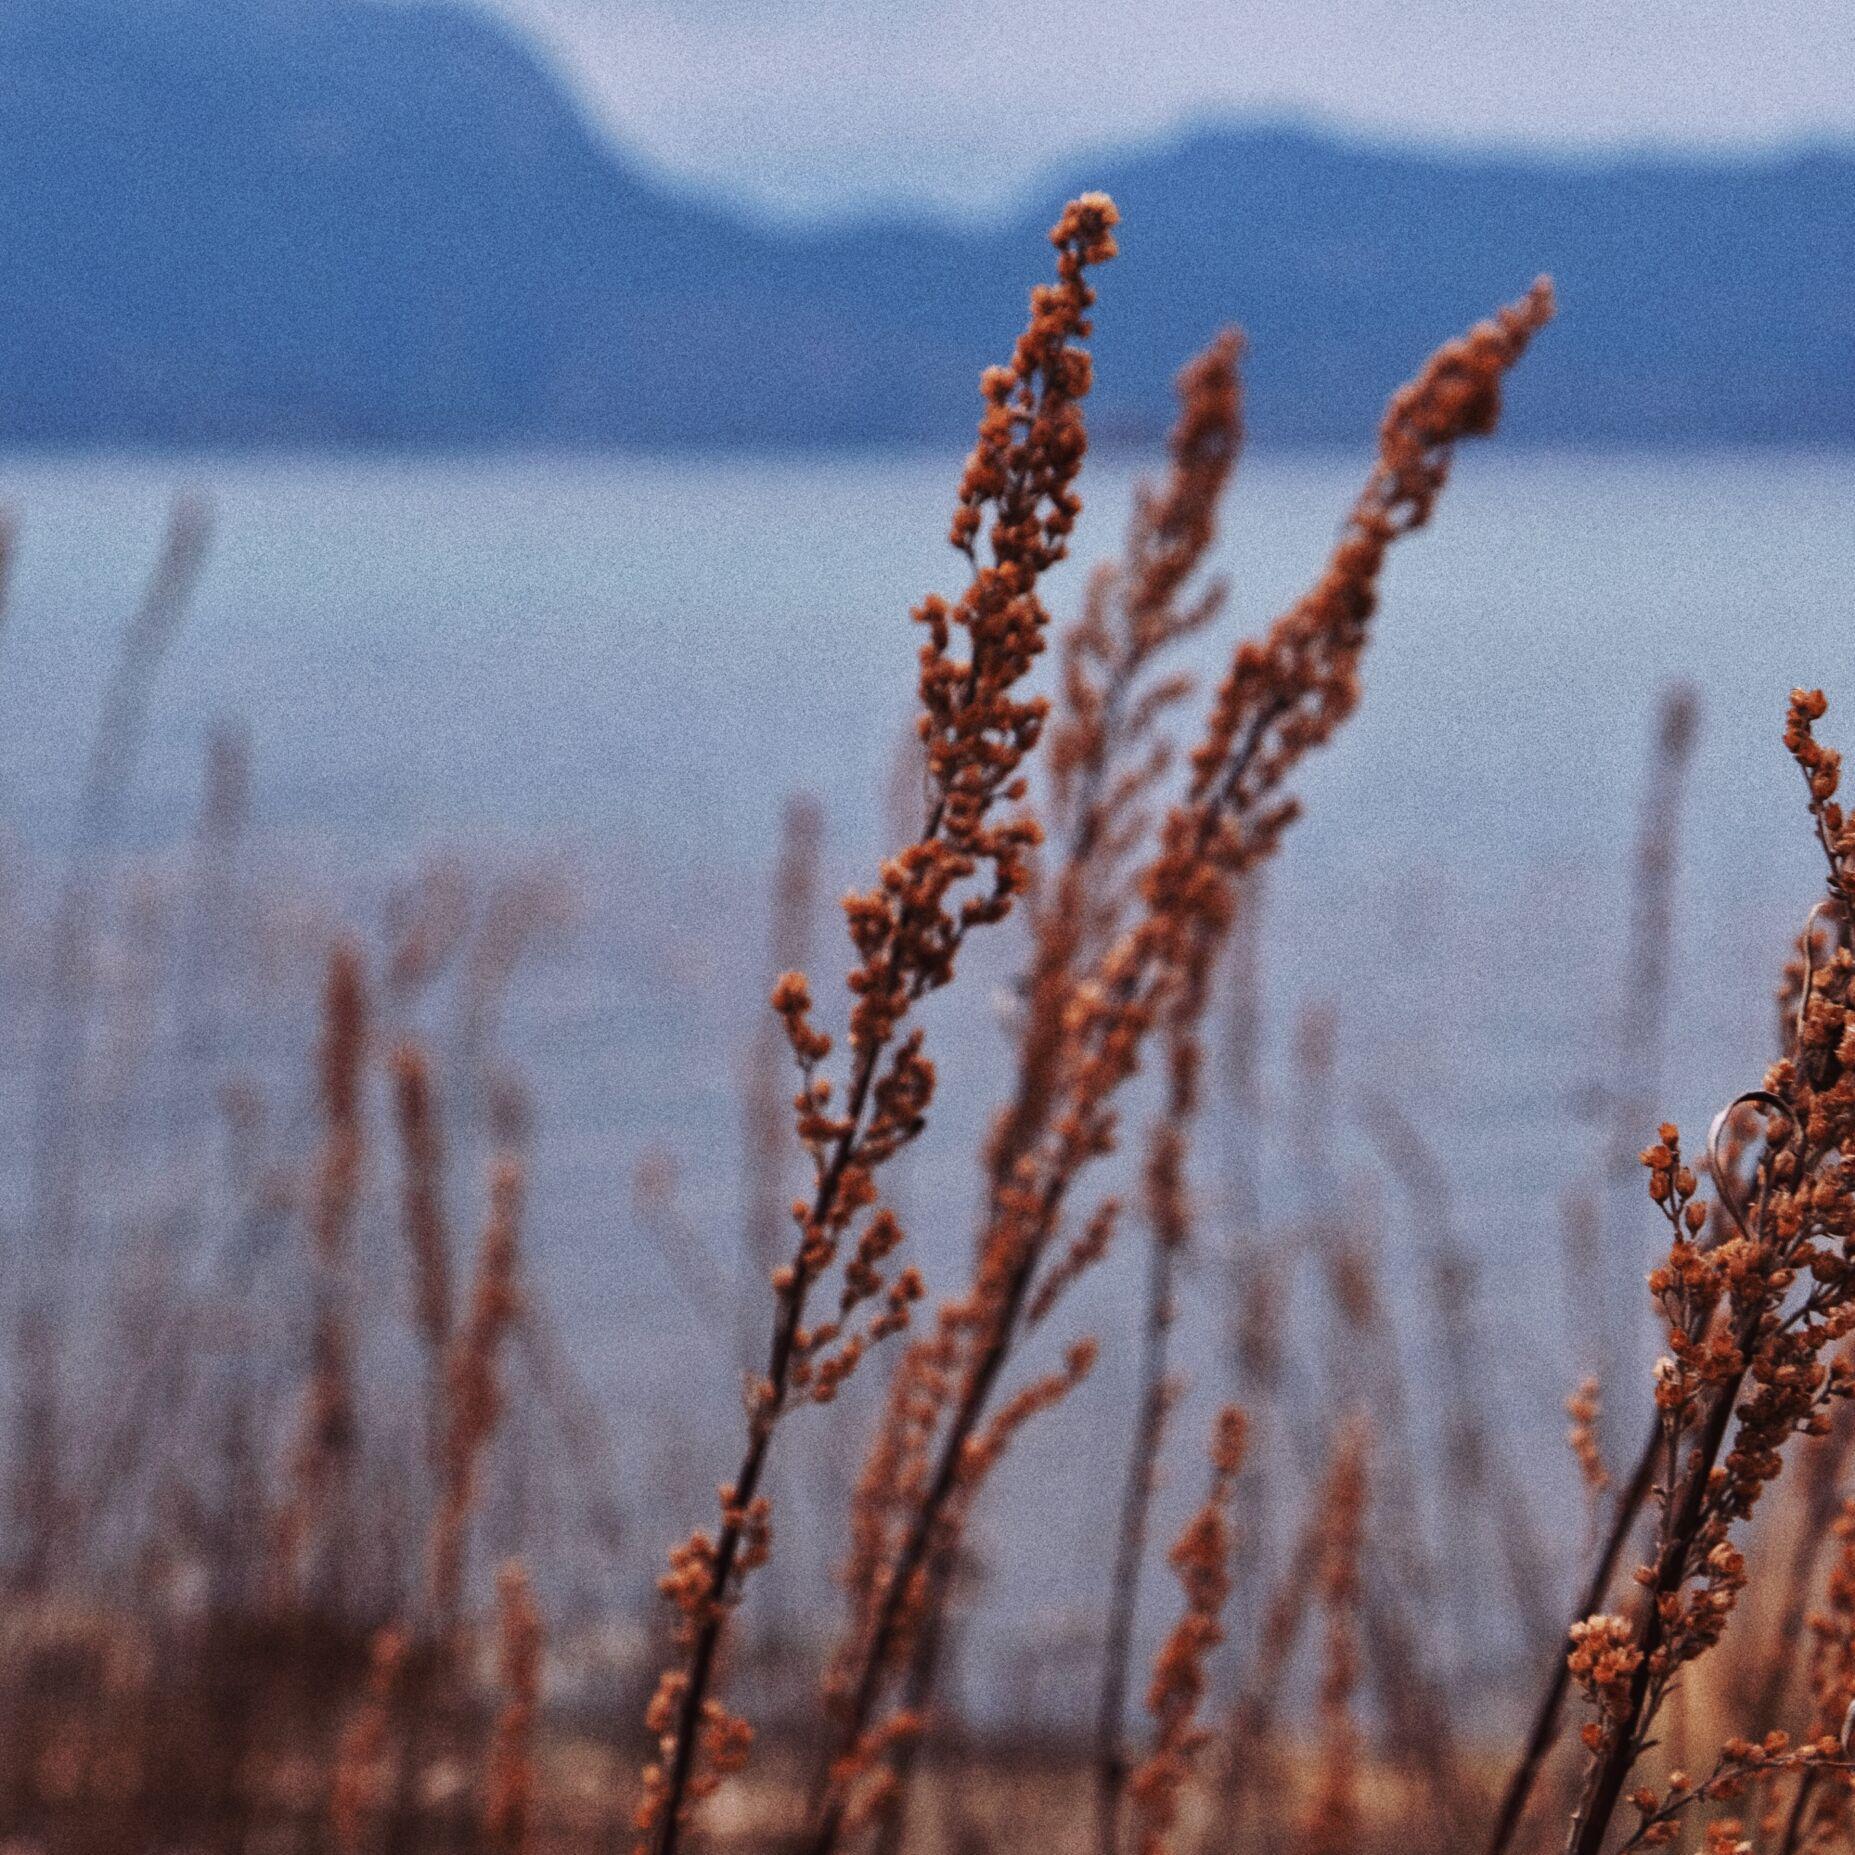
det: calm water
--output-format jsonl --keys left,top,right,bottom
{"left": 0, "top": 447, "right": 1850, "bottom": 1703}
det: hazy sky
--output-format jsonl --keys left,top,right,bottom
{"left": 478, "top": 0, "right": 1855, "bottom": 218}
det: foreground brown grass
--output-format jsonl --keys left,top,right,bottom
{"left": 1, "top": 191, "right": 1851, "bottom": 1855}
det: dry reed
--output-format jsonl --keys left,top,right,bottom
{"left": 33, "top": 174, "right": 1855, "bottom": 1855}
{"left": 633, "top": 192, "right": 1123, "bottom": 1855}
{"left": 272, "top": 939, "right": 369, "bottom": 1609}
{"left": 1123, "top": 1406, "right": 1247, "bottom": 1855}
{"left": 485, "top": 1559, "right": 545, "bottom": 1855}
{"left": 803, "top": 271, "right": 1554, "bottom": 1855}
{"left": 430, "top": 1155, "right": 525, "bottom": 1637}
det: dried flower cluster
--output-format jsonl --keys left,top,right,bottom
{"left": 1789, "top": 1497, "right": 1855, "bottom": 1848}
{"left": 1566, "top": 1375, "right": 1610, "bottom": 1496}
{"left": 635, "top": 193, "right": 1121, "bottom": 1855}
{"left": 1123, "top": 1407, "right": 1247, "bottom": 1855}
{"left": 1045, "top": 327, "right": 1244, "bottom": 940}
{"left": 485, "top": 1560, "right": 545, "bottom": 1855}
{"left": 1302, "top": 1417, "right": 1370, "bottom": 1855}
{"left": 329, "top": 1623, "right": 408, "bottom": 1855}
{"left": 429, "top": 1155, "right": 525, "bottom": 1632}
{"left": 1604, "top": 1733, "right": 1850, "bottom": 1853}
{"left": 1563, "top": 691, "right": 1855, "bottom": 1855}
{"left": 390, "top": 1041, "right": 454, "bottom": 1419}
{"left": 802, "top": 277, "right": 1554, "bottom": 1855}
{"left": 273, "top": 942, "right": 369, "bottom": 1606}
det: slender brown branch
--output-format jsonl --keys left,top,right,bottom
{"left": 1094, "top": 1212, "right": 1179, "bottom": 1855}
{"left": 804, "top": 279, "right": 1555, "bottom": 1855}
{"left": 638, "top": 196, "right": 1121, "bottom": 1855}
{"left": 1483, "top": 1417, "right": 1659, "bottom": 1855}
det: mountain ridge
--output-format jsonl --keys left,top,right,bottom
{"left": 0, "top": 0, "right": 1849, "bottom": 449}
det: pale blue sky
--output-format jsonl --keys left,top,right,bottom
{"left": 480, "top": 0, "right": 1855, "bottom": 217}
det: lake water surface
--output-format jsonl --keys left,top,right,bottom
{"left": 0, "top": 447, "right": 1849, "bottom": 1707}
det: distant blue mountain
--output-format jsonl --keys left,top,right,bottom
{"left": 0, "top": 0, "right": 1849, "bottom": 448}
{"left": 1067, "top": 129, "right": 1854, "bottom": 446}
